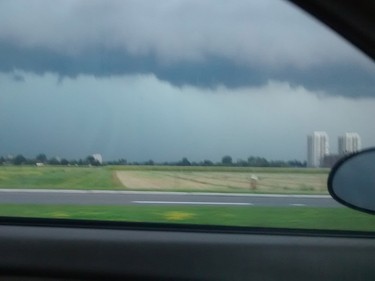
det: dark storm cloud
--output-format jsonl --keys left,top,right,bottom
{"left": 12, "top": 73, "right": 25, "bottom": 82}
{"left": 0, "top": 0, "right": 374, "bottom": 97}
{"left": 1, "top": 40, "right": 374, "bottom": 97}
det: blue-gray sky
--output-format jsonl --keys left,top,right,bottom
{"left": 0, "top": 0, "right": 374, "bottom": 162}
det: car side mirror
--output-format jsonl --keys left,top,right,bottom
{"left": 328, "top": 148, "right": 375, "bottom": 214}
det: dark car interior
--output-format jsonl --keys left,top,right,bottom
{"left": 0, "top": 0, "right": 374, "bottom": 280}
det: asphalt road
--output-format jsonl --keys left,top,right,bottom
{"left": 0, "top": 189, "right": 341, "bottom": 207}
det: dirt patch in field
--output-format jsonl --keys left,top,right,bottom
{"left": 115, "top": 170, "right": 328, "bottom": 193}
{"left": 115, "top": 171, "right": 211, "bottom": 190}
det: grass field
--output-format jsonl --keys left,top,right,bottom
{"left": 0, "top": 204, "right": 374, "bottom": 231}
{"left": 0, "top": 165, "right": 329, "bottom": 194}
{"left": 0, "top": 166, "right": 123, "bottom": 190}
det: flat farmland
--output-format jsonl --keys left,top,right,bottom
{"left": 0, "top": 166, "right": 123, "bottom": 190}
{"left": 0, "top": 166, "right": 329, "bottom": 194}
{"left": 115, "top": 168, "right": 328, "bottom": 194}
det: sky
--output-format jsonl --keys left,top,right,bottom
{"left": 0, "top": 0, "right": 374, "bottom": 162}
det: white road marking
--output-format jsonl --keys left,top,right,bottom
{"left": 290, "top": 203, "right": 306, "bottom": 206}
{"left": 0, "top": 189, "right": 332, "bottom": 199}
{"left": 132, "top": 201, "right": 253, "bottom": 206}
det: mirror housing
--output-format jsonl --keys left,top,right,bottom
{"left": 328, "top": 148, "right": 375, "bottom": 214}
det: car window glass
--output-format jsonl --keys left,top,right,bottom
{"left": 0, "top": 0, "right": 374, "bottom": 232}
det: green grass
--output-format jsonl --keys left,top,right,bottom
{"left": 0, "top": 166, "right": 123, "bottom": 189}
{"left": 0, "top": 205, "right": 374, "bottom": 232}
{"left": 0, "top": 165, "right": 329, "bottom": 193}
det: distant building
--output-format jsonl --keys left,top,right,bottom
{"left": 307, "top": 131, "right": 329, "bottom": 167}
{"left": 338, "top": 133, "right": 361, "bottom": 155}
{"left": 92, "top": 154, "right": 103, "bottom": 165}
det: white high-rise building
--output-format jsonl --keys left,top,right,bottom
{"left": 307, "top": 131, "right": 329, "bottom": 167}
{"left": 338, "top": 133, "right": 361, "bottom": 155}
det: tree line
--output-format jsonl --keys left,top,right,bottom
{"left": 0, "top": 154, "right": 306, "bottom": 168}
{"left": 0, "top": 154, "right": 101, "bottom": 166}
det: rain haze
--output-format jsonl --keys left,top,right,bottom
{"left": 0, "top": 0, "right": 374, "bottom": 162}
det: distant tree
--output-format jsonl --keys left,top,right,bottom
{"left": 69, "top": 159, "right": 78, "bottom": 166}
{"left": 86, "top": 155, "right": 100, "bottom": 166}
{"left": 145, "top": 160, "right": 154, "bottom": 166}
{"left": 0, "top": 156, "right": 5, "bottom": 165}
{"left": 178, "top": 157, "right": 191, "bottom": 166}
{"left": 48, "top": 157, "right": 60, "bottom": 165}
{"left": 60, "top": 158, "right": 69, "bottom": 165}
{"left": 115, "top": 158, "right": 127, "bottom": 165}
{"left": 248, "top": 156, "right": 269, "bottom": 167}
{"left": 236, "top": 159, "right": 248, "bottom": 167}
{"left": 86, "top": 155, "right": 94, "bottom": 165}
{"left": 221, "top": 155, "right": 233, "bottom": 166}
{"left": 287, "top": 160, "right": 305, "bottom": 167}
{"left": 13, "top": 154, "right": 26, "bottom": 165}
{"left": 36, "top": 153, "right": 47, "bottom": 163}
{"left": 202, "top": 160, "right": 213, "bottom": 166}
{"left": 269, "top": 160, "right": 287, "bottom": 167}
{"left": 26, "top": 158, "right": 37, "bottom": 165}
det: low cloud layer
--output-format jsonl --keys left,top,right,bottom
{"left": 1, "top": 72, "right": 374, "bottom": 161}
{"left": 0, "top": 0, "right": 374, "bottom": 97}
